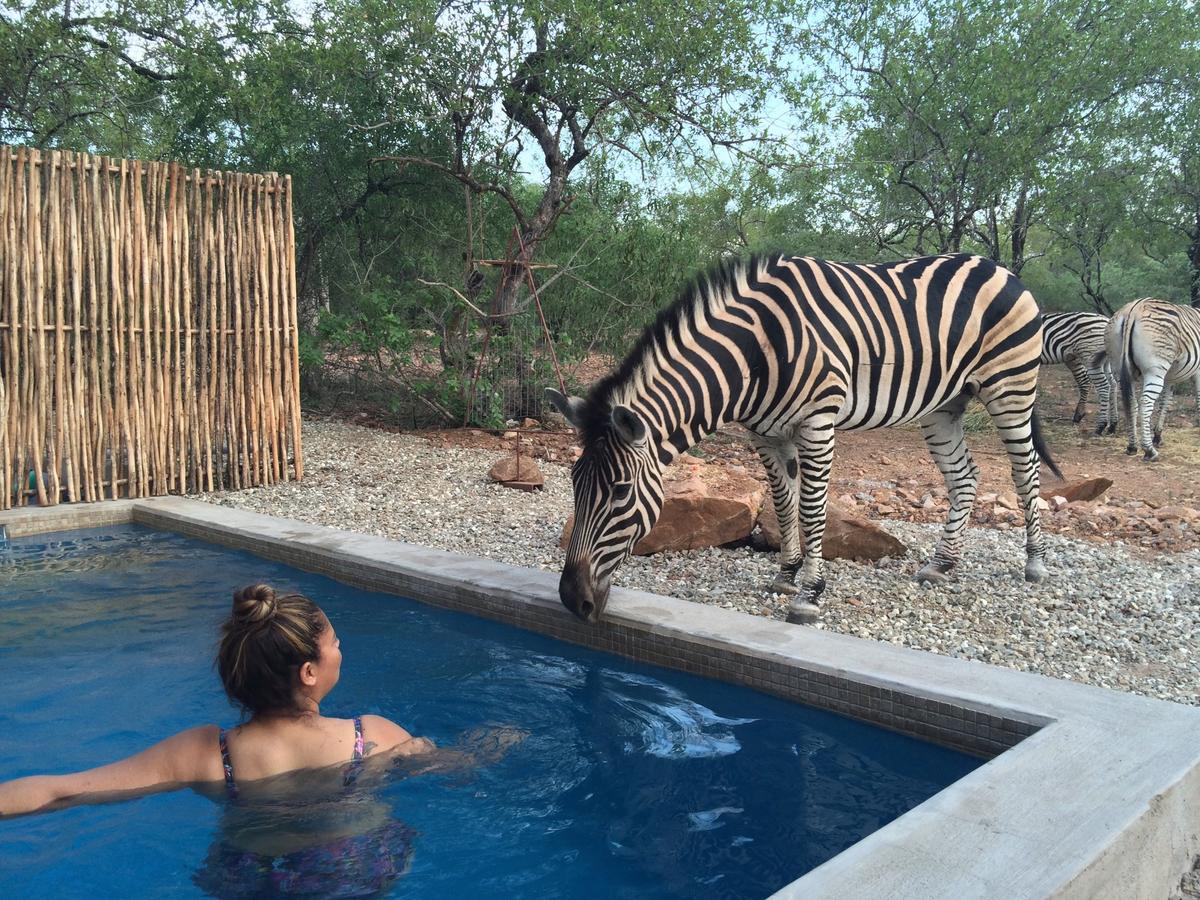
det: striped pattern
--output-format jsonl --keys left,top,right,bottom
{"left": 1107, "top": 297, "right": 1200, "bottom": 461}
{"left": 1039, "top": 311, "right": 1115, "bottom": 430}
{"left": 550, "top": 253, "right": 1060, "bottom": 625}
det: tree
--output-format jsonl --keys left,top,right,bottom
{"left": 353, "top": 0, "right": 809, "bottom": 319}
{"left": 1046, "top": 163, "right": 1138, "bottom": 314}
{"left": 810, "top": 0, "right": 1189, "bottom": 266}
{"left": 1142, "top": 61, "right": 1200, "bottom": 308}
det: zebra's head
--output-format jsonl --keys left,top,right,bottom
{"left": 548, "top": 389, "right": 664, "bottom": 623}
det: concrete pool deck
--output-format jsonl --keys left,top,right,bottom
{"left": 3, "top": 496, "right": 1198, "bottom": 899}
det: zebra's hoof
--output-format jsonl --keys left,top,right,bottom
{"left": 1024, "top": 558, "right": 1048, "bottom": 583}
{"left": 1125, "top": 444, "right": 1138, "bottom": 456}
{"left": 1106, "top": 423, "right": 1118, "bottom": 435}
{"left": 1072, "top": 409, "right": 1085, "bottom": 424}
{"left": 914, "top": 562, "right": 953, "bottom": 585}
{"left": 785, "top": 602, "right": 820, "bottom": 625}
{"left": 1093, "top": 423, "right": 1107, "bottom": 437}
{"left": 1142, "top": 449, "right": 1159, "bottom": 463}
{"left": 1153, "top": 432, "right": 1163, "bottom": 447}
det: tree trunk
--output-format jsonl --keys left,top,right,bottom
{"left": 1009, "top": 185, "right": 1031, "bottom": 275}
{"left": 490, "top": 170, "right": 567, "bottom": 318}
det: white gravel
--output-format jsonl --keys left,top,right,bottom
{"left": 209, "top": 419, "right": 1200, "bottom": 707}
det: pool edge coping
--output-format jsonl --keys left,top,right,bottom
{"left": 4, "top": 496, "right": 1199, "bottom": 900}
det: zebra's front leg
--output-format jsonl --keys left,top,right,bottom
{"left": 915, "top": 404, "right": 978, "bottom": 584}
{"left": 753, "top": 429, "right": 833, "bottom": 625}
{"left": 1066, "top": 356, "right": 1091, "bottom": 423}
{"left": 786, "top": 424, "right": 836, "bottom": 624}
{"left": 753, "top": 436, "right": 806, "bottom": 603}
{"left": 1104, "top": 367, "right": 1120, "bottom": 434}
{"left": 1087, "top": 359, "right": 1114, "bottom": 435}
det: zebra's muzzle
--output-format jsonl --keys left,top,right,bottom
{"left": 559, "top": 558, "right": 609, "bottom": 623}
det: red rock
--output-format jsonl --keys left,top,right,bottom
{"left": 1157, "top": 505, "right": 1199, "bottom": 523}
{"left": 756, "top": 500, "right": 905, "bottom": 561}
{"left": 1050, "top": 477, "right": 1113, "bottom": 504}
{"left": 488, "top": 455, "right": 544, "bottom": 489}
{"left": 996, "top": 492, "right": 1019, "bottom": 511}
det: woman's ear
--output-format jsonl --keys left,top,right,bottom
{"left": 299, "top": 660, "right": 318, "bottom": 687}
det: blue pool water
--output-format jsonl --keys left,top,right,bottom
{"left": 0, "top": 525, "right": 982, "bottom": 898}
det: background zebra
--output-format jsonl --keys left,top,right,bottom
{"left": 1107, "top": 297, "right": 1200, "bottom": 461}
{"left": 1040, "top": 311, "right": 1115, "bottom": 431}
{"left": 549, "top": 253, "right": 1061, "bottom": 626}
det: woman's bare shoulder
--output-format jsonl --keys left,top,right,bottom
{"left": 168, "top": 725, "right": 225, "bottom": 783}
{"left": 359, "top": 715, "right": 422, "bottom": 754}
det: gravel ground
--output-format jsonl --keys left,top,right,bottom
{"left": 210, "top": 419, "right": 1200, "bottom": 707}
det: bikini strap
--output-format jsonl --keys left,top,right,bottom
{"left": 218, "top": 728, "right": 238, "bottom": 800}
{"left": 342, "top": 716, "right": 367, "bottom": 788}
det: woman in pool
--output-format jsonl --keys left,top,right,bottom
{"left": 0, "top": 583, "right": 519, "bottom": 895}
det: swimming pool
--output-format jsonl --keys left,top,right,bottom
{"left": 0, "top": 524, "right": 981, "bottom": 898}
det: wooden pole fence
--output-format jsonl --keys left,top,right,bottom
{"left": 0, "top": 146, "right": 303, "bottom": 509}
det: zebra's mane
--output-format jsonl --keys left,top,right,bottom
{"left": 577, "top": 253, "right": 777, "bottom": 446}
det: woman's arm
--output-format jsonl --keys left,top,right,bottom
{"left": 392, "top": 725, "right": 526, "bottom": 777}
{"left": 359, "top": 714, "right": 437, "bottom": 757}
{"left": 0, "top": 725, "right": 222, "bottom": 818}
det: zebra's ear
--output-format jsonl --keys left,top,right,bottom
{"left": 611, "top": 405, "right": 647, "bottom": 447}
{"left": 546, "top": 388, "right": 586, "bottom": 430}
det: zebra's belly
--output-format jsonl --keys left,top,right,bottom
{"left": 833, "top": 363, "right": 974, "bottom": 432}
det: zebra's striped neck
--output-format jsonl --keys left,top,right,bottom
{"left": 585, "top": 259, "right": 761, "bottom": 466}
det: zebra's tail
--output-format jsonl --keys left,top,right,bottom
{"left": 1117, "top": 315, "right": 1137, "bottom": 429}
{"left": 1030, "top": 406, "right": 1063, "bottom": 481}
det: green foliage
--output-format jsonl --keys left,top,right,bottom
{"left": 4, "top": 0, "right": 1200, "bottom": 430}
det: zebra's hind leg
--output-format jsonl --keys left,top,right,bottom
{"left": 915, "top": 401, "right": 978, "bottom": 584}
{"left": 1125, "top": 377, "right": 1142, "bottom": 455}
{"left": 1152, "top": 384, "right": 1173, "bottom": 448}
{"left": 981, "top": 393, "right": 1049, "bottom": 583}
{"left": 1137, "top": 368, "right": 1169, "bottom": 461}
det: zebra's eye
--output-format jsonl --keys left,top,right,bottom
{"left": 612, "top": 482, "right": 633, "bottom": 503}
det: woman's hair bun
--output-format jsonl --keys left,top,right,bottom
{"left": 232, "top": 583, "right": 278, "bottom": 623}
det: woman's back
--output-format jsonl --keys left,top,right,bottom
{"left": 220, "top": 715, "right": 366, "bottom": 788}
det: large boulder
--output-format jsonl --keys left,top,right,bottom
{"left": 1048, "top": 477, "right": 1113, "bottom": 504}
{"left": 560, "top": 461, "right": 766, "bottom": 555}
{"left": 756, "top": 499, "right": 905, "bottom": 561}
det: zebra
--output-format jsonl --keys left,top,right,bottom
{"left": 1106, "top": 297, "right": 1200, "bottom": 461}
{"left": 1039, "top": 312, "right": 1116, "bottom": 430}
{"left": 548, "top": 253, "right": 1061, "bottom": 626}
